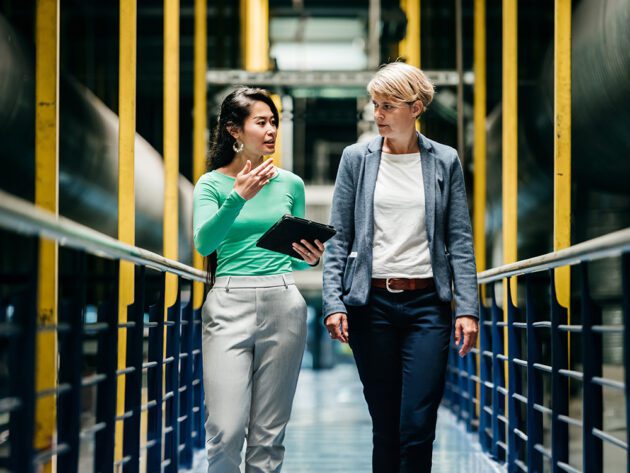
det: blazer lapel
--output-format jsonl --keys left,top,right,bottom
{"left": 363, "top": 136, "right": 383, "bottom": 246}
{"left": 419, "top": 133, "right": 435, "bottom": 245}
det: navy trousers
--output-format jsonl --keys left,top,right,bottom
{"left": 348, "top": 287, "right": 452, "bottom": 473}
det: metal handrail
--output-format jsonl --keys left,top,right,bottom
{"left": 0, "top": 190, "right": 207, "bottom": 282}
{"left": 2, "top": 189, "right": 630, "bottom": 286}
{"left": 477, "top": 227, "right": 630, "bottom": 284}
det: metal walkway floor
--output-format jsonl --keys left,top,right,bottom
{"left": 190, "top": 364, "right": 503, "bottom": 472}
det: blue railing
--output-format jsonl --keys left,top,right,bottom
{"left": 444, "top": 228, "right": 630, "bottom": 472}
{"left": 0, "top": 191, "right": 206, "bottom": 473}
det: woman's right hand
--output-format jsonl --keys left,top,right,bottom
{"left": 234, "top": 158, "right": 276, "bottom": 200}
{"left": 325, "top": 312, "right": 348, "bottom": 343}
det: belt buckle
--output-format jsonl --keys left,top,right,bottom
{"left": 386, "top": 278, "right": 404, "bottom": 293}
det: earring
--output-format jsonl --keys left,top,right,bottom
{"left": 232, "top": 140, "right": 244, "bottom": 153}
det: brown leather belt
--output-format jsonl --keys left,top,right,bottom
{"left": 371, "top": 277, "right": 434, "bottom": 293}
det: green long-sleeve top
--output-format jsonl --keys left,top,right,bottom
{"left": 193, "top": 168, "right": 313, "bottom": 276}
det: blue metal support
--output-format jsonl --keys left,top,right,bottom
{"left": 478, "top": 294, "right": 492, "bottom": 453}
{"left": 123, "top": 265, "right": 145, "bottom": 473}
{"left": 192, "top": 305, "right": 206, "bottom": 449}
{"left": 94, "top": 272, "right": 119, "bottom": 473}
{"left": 525, "top": 275, "right": 543, "bottom": 473}
{"left": 622, "top": 253, "right": 630, "bottom": 473}
{"left": 164, "top": 279, "right": 182, "bottom": 473}
{"left": 490, "top": 287, "right": 506, "bottom": 461}
{"left": 580, "top": 263, "right": 603, "bottom": 472}
{"left": 57, "top": 251, "right": 86, "bottom": 473}
{"left": 466, "top": 343, "right": 477, "bottom": 432}
{"left": 5, "top": 246, "right": 37, "bottom": 473}
{"left": 506, "top": 277, "right": 523, "bottom": 471}
{"left": 549, "top": 270, "right": 569, "bottom": 473}
{"left": 179, "top": 282, "right": 195, "bottom": 468}
{"left": 146, "top": 273, "right": 165, "bottom": 473}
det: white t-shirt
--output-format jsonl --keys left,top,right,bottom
{"left": 371, "top": 152, "right": 433, "bottom": 278}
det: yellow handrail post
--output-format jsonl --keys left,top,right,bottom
{"left": 554, "top": 0, "right": 572, "bottom": 359}
{"left": 241, "top": 0, "right": 269, "bottom": 72}
{"left": 473, "top": 0, "right": 487, "bottom": 419}
{"left": 193, "top": 0, "right": 207, "bottom": 311}
{"left": 34, "top": 1, "right": 60, "bottom": 471}
{"left": 164, "top": 0, "right": 180, "bottom": 313}
{"left": 116, "top": 0, "right": 137, "bottom": 464}
{"left": 502, "top": 0, "right": 518, "bottom": 384}
{"left": 399, "top": 0, "right": 422, "bottom": 132}
{"left": 269, "top": 94, "right": 282, "bottom": 168}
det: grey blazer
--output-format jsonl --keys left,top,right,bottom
{"left": 322, "top": 133, "right": 479, "bottom": 319}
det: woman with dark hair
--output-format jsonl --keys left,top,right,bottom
{"left": 193, "top": 86, "right": 324, "bottom": 472}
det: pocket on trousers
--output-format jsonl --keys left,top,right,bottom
{"left": 287, "top": 286, "right": 308, "bottom": 337}
{"left": 342, "top": 256, "right": 357, "bottom": 295}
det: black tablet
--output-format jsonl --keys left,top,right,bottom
{"left": 256, "top": 214, "right": 336, "bottom": 258}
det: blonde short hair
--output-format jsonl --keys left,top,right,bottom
{"left": 367, "top": 62, "right": 435, "bottom": 111}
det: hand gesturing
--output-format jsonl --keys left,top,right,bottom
{"left": 233, "top": 158, "right": 276, "bottom": 201}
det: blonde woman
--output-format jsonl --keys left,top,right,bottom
{"left": 323, "top": 62, "right": 479, "bottom": 473}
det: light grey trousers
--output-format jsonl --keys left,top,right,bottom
{"left": 201, "top": 274, "right": 307, "bottom": 473}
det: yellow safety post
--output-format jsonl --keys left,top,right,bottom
{"left": 502, "top": 0, "right": 518, "bottom": 384}
{"left": 399, "top": 0, "right": 422, "bottom": 132}
{"left": 164, "top": 0, "right": 180, "bottom": 315}
{"left": 34, "top": 1, "right": 59, "bottom": 471}
{"left": 116, "top": 0, "right": 137, "bottom": 463}
{"left": 193, "top": 0, "right": 207, "bottom": 311}
{"left": 554, "top": 0, "right": 572, "bottom": 356}
{"left": 269, "top": 94, "right": 282, "bottom": 168}
{"left": 241, "top": 0, "right": 269, "bottom": 72}
{"left": 399, "top": 0, "right": 420, "bottom": 68}
{"left": 473, "top": 0, "right": 486, "bottom": 419}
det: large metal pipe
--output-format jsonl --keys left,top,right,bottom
{"left": 484, "top": 0, "right": 630, "bottom": 261}
{"left": 0, "top": 14, "right": 193, "bottom": 262}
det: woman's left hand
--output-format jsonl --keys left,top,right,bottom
{"left": 292, "top": 239, "right": 324, "bottom": 265}
{"left": 454, "top": 316, "right": 479, "bottom": 357}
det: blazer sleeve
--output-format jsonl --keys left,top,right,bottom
{"left": 445, "top": 153, "right": 479, "bottom": 318}
{"left": 322, "top": 148, "right": 356, "bottom": 319}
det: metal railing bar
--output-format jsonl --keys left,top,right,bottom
{"left": 513, "top": 358, "right": 528, "bottom": 367}
{"left": 33, "top": 443, "right": 70, "bottom": 465}
{"left": 514, "top": 459, "right": 528, "bottom": 472}
{"left": 592, "top": 325, "right": 624, "bottom": 333}
{"left": 83, "top": 323, "right": 109, "bottom": 333}
{"left": 557, "top": 414, "right": 582, "bottom": 428}
{"left": 477, "top": 227, "right": 630, "bottom": 283}
{"left": 37, "top": 383, "right": 72, "bottom": 398}
{"left": 558, "top": 324, "right": 582, "bottom": 333}
{"left": 557, "top": 461, "right": 581, "bottom": 473}
{"left": 558, "top": 369, "right": 584, "bottom": 381}
{"left": 534, "top": 443, "right": 552, "bottom": 459}
{"left": 534, "top": 363, "right": 552, "bottom": 373}
{"left": 37, "top": 323, "right": 70, "bottom": 333}
{"left": 79, "top": 422, "right": 107, "bottom": 439}
{"left": 0, "top": 322, "right": 21, "bottom": 337}
{"left": 81, "top": 374, "right": 107, "bottom": 387}
{"left": 512, "top": 393, "right": 528, "bottom": 404}
{"left": 512, "top": 322, "right": 527, "bottom": 329}
{"left": 0, "top": 190, "right": 207, "bottom": 282}
{"left": 591, "top": 377, "right": 625, "bottom": 391}
{"left": 592, "top": 428, "right": 628, "bottom": 450}
{"left": 513, "top": 427, "right": 528, "bottom": 442}
{"left": 534, "top": 403, "right": 553, "bottom": 416}
{"left": 0, "top": 396, "right": 22, "bottom": 413}
{"left": 532, "top": 321, "right": 552, "bottom": 328}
